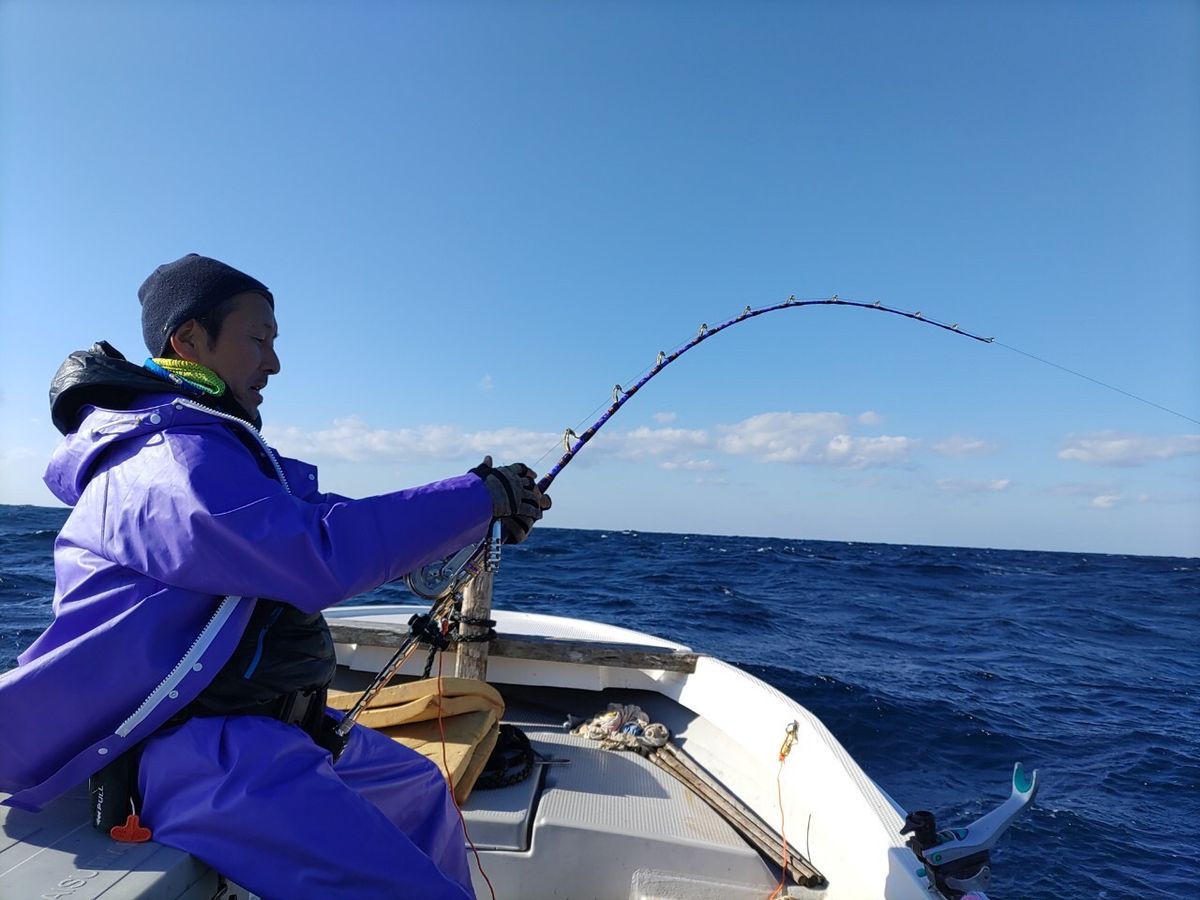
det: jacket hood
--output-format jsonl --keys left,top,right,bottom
{"left": 45, "top": 341, "right": 261, "bottom": 506}
{"left": 49, "top": 341, "right": 179, "bottom": 435}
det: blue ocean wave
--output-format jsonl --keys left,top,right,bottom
{"left": 2, "top": 508, "right": 1197, "bottom": 897}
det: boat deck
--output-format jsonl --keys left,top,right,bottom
{"left": 462, "top": 682, "right": 785, "bottom": 899}
{"left": 0, "top": 677, "right": 798, "bottom": 900}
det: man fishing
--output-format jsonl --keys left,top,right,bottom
{"left": 0, "top": 253, "right": 550, "bottom": 898}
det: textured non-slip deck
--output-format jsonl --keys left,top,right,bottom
{"left": 0, "top": 783, "right": 223, "bottom": 899}
{"left": 461, "top": 691, "right": 780, "bottom": 899}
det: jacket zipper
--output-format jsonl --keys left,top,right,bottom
{"left": 114, "top": 399, "right": 294, "bottom": 737}
{"left": 172, "top": 398, "right": 291, "bottom": 493}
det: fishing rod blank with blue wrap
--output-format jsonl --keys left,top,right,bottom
{"left": 536, "top": 295, "right": 995, "bottom": 493}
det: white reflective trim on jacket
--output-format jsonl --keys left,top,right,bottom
{"left": 117, "top": 400, "right": 291, "bottom": 738}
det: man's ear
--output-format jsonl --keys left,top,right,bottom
{"left": 168, "top": 320, "right": 205, "bottom": 362}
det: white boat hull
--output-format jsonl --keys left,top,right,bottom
{"left": 330, "top": 605, "right": 935, "bottom": 900}
{"left": 1, "top": 604, "right": 938, "bottom": 899}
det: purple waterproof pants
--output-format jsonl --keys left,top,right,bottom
{"left": 138, "top": 714, "right": 476, "bottom": 899}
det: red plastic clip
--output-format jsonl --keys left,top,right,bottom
{"left": 110, "top": 813, "right": 152, "bottom": 843}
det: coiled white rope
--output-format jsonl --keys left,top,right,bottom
{"left": 573, "top": 703, "right": 671, "bottom": 751}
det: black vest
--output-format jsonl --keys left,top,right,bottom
{"left": 190, "top": 600, "right": 336, "bottom": 715}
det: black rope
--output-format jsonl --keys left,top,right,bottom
{"left": 408, "top": 612, "right": 450, "bottom": 650}
{"left": 421, "top": 645, "right": 438, "bottom": 679}
{"left": 451, "top": 632, "right": 496, "bottom": 644}
{"left": 411, "top": 609, "right": 499, "bottom": 677}
{"left": 448, "top": 611, "right": 497, "bottom": 644}
{"left": 409, "top": 611, "right": 451, "bottom": 679}
{"left": 475, "top": 724, "right": 535, "bottom": 790}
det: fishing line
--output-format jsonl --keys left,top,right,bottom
{"left": 993, "top": 340, "right": 1200, "bottom": 427}
{"left": 531, "top": 294, "right": 1197, "bottom": 492}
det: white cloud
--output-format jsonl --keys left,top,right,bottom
{"left": 265, "top": 409, "right": 921, "bottom": 472}
{"left": 659, "top": 458, "right": 719, "bottom": 472}
{"left": 0, "top": 445, "right": 38, "bottom": 464}
{"left": 478, "top": 375, "right": 494, "bottom": 393}
{"left": 1045, "top": 481, "right": 1117, "bottom": 497}
{"left": 857, "top": 410, "right": 883, "bottom": 426}
{"left": 1044, "top": 483, "right": 1160, "bottom": 509}
{"left": 937, "top": 478, "right": 1011, "bottom": 494}
{"left": 933, "top": 435, "right": 996, "bottom": 457}
{"left": 825, "top": 434, "right": 917, "bottom": 467}
{"left": 264, "top": 417, "right": 558, "bottom": 464}
{"left": 602, "top": 426, "right": 708, "bottom": 460}
{"left": 1058, "top": 432, "right": 1200, "bottom": 467}
{"left": 653, "top": 411, "right": 677, "bottom": 424}
{"left": 1087, "top": 493, "right": 1154, "bottom": 509}
{"left": 715, "top": 412, "right": 917, "bottom": 468}
{"left": 714, "top": 412, "right": 845, "bottom": 461}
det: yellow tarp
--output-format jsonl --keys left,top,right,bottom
{"left": 329, "top": 677, "right": 504, "bottom": 804}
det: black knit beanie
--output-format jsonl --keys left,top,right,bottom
{"left": 139, "top": 254, "right": 274, "bottom": 356}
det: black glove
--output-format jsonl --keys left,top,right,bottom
{"left": 469, "top": 456, "right": 552, "bottom": 544}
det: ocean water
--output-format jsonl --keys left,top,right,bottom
{"left": 2, "top": 503, "right": 1196, "bottom": 898}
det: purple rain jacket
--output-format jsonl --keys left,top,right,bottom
{"left": 0, "top": 392, "right": 492, "bottom": 812}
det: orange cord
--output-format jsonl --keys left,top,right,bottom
{"left": 436, "top": 636, "right": 497, "bottom": 900}
{"left": 767, "top": 749, "right": 792, "bottom": 899}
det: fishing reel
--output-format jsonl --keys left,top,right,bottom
{"left": 902, "top": 762, "right": 1038, "bottom": 899}
{"left": 333, "top": 523, "right": 504, "bottom": 742}
{"left": 404, "top": 522, "right": 503, "bottom": 600}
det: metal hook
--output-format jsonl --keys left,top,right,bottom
{"left": 656, "top": 351, "right": 666, "bottom": 367}
{"left": 613, "top": 384, "right": 624, "bottom": 402}
{"left": 697, "top": 323, "right": 708, "bottom": 338}
{"left": 741, "top": 305, "right": 752, "bottom": 318}
{"left": 779, "top": 720, "right": 799, "bottom": 761}
{"left": 563, "top": 428, "right": 579, "bottom": 452}
{"left": 787, "top": 294, "right": 797, "bottom": 305}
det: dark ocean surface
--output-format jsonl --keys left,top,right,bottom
{"left": 2, "top": 504, "right": 1196, "bottom": 898}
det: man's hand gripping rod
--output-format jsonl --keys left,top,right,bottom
{"left": 332, "top": 521, "right": 503, "bottom": 740}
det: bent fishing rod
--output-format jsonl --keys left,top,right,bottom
{"left": 531, "top": 292, "right": 1197, "bottom": 489}
{"left": 337, "top": 292, "right": 1194, "bottom": 732}
{"left": 335, "top": 296, "right": 993, "bottom": 732}
{"left": 536, "top": 295, "right": 994, "bottom": 493}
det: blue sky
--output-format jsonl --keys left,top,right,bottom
{"left": 1, "top": 1, "right": 1197, "bottom": 557}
